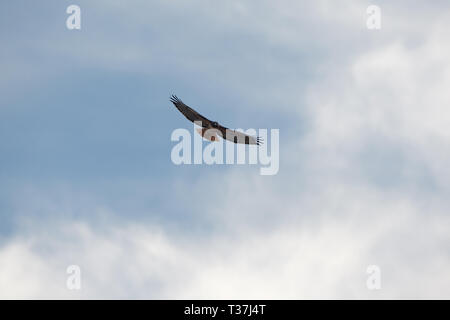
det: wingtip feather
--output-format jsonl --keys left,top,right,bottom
{"left": 170, "top": 94, "right": 180, "bottom": 105}
{"left": 256, "top": 136, "right": 264, "bottom": 146}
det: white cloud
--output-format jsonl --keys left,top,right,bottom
{"left": 1, "top": 179, "right": 449, "bottom": 299}
{"left": 304, "top": 15, "right": 450, "bottom": 189}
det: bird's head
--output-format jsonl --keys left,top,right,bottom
{"left": 211, "top": 121, "right": 219, "bottom": 128}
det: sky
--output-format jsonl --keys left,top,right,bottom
{"left": 0, "top": 0, "right": 450, "bottom": 299}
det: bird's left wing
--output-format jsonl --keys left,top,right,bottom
{"left": 170, "top": 95, "right": 212, "bottom": 128}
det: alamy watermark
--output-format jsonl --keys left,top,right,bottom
{"left": 66, "top": 5, "right": 81, "bottom": 30}
{"left": 366, "top": 265, "right": 381, "bottom": 290}
{"left": 66, "top": 265, "right": 81, "bottom": 290}
{"left": 366, "top": 5, "right": 381, "bottom": 30}
{"left": 170, "top": 122, "right": 279, "bottom": 175}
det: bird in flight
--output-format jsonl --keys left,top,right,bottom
{"left": 170, "top": 95, "right": 262, "bottom": 145}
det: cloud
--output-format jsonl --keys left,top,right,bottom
{"left": 1, "top": 178, "right": 449, "bottom": 299}
{"left": 303, "top": 12, "right": 450, "bottom": 191}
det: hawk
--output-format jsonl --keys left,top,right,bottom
{"left": 170, "top": 95, "right": 262, "bottom": 145}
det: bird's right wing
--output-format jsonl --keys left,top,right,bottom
{"left": 218, "top": 125, "right": 263, "bottom": 145}
{"left": 170, "top": 95, "right": 212, "bottom": 128}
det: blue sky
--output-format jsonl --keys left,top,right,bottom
{"left": 1, "top": 0, "right": 300, "bottom": 234}
{"left": 1, "top": 1, "right": 450, "bottom": 298}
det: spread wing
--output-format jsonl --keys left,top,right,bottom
{"left": 170, "top": 95, "right": 212, "bottom": 128}
{"left": 218, "top": 125, "right": 263, "bottom": 146}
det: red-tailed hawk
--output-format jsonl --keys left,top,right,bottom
{"left": 170, "top": 95, "right": 262, "bottom": 145}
